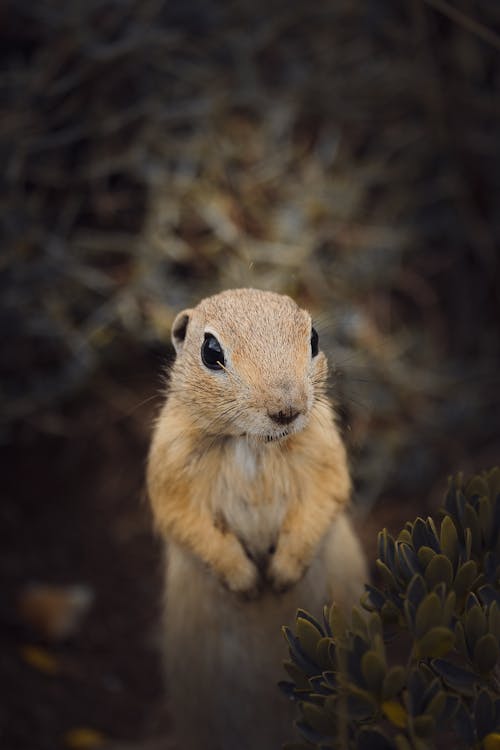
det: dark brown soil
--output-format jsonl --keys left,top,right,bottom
{"left": 0, "top": 358, "right": 167, "bottom": 750}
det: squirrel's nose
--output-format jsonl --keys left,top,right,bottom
{"left": 268, "top": 408, "right": 300, "bottom": 426}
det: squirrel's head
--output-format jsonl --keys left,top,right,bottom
{"left": 168, "top": 288, "right": 329, "bottom": 442}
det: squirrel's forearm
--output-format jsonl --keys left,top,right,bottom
{"left": 147, "top": 426, "right": 246, "bottom": 580}
{"left": 278, "top": 483, "right": 347, "bottom": 563}
{"left": 269, "top": 445, "right": 351, "bottom": 588}
{"left": 152, "top": 489, "right": 248, "bottom": 576}
{"left": 148, "top": 459, "right": 257, "bottom": 593}
{"left": 281, "top": 416, "right": 351, "bottom": 557}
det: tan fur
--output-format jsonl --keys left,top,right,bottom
{"left": 147, "top": 289, "right": 367, "bottom": 750}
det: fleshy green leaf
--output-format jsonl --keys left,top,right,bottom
{"left": 416, "top": 626, "right": 454, "bottom": 659}
{"left": 316, "top": 637, "right": 334, "bottom": 672}
{"left": 488, "top": 601, "right": 500, "bottom": 637}
{"left": 397, "top": 529, "right": 412, "bottom": 546}
{"left": 415, "top": 593, "right": 442, "bottom": 638}
{"left": 352, "top": 607, "right": 368, "bottom": 640}
{"left": 475, "top": 689, "right": 496, "bottom": 739}
{"left": 425, "top": 690, "right": 446, "bottom": 720}
{"left": 407, "top": 575, "right": 428, "bottom": 610}
{"left": 465, "top": 605, "right": 488, "bottom": 652}
{"left": 382, "top": 666, "right": 406, "bottom": 700}
{"left": 296, "top": 614, "right": 323, "bottom": 664}
{"left": 397, "top": 543, "right": 420, "bottom": 580}
{"left": 345, "top": 685, "right": 378, "bottom": 720}
{"left": 367, "top": 612, "right": 383, "bottom": 641}
{"left": 357, "top": 727, "right": 396, "bottom": 750}
{"left": 474, "top": 634, "right": 499, "bottom": 674}
{"left": 412, "top": 518, "right": 431, "bottom": 551}
{"left": 454, "top": 699, "right": 476, "bottom": 743}
{"left": 440, "top": 515, "right": 459, "bottom": 570}
{"left": 441, "top": 693, "right": 460, "bottom": 722}
{"left": 412, "top": 714, "right": 435, "bottom": 737}
{"left": 417, "top": 546, "right": 436, "bottom": 568}
{"left": 464, "top": 504, "right": 482, "bottom": 557}
{"left": 381, "top": 600, "right": 401, "bottom": 623}
{"left": 479, "top": 585, "right": 500, "bottom": 607}
{"left": 382, "top": 699, "right": 407, "bottom": 728}
{"left": 362, "top": 585, "right": 386, "bottom": 612}
{"left": 479, "top": 496, "right": 493, "bottom": 545}
{"left": 453, "top": 560, "right": 478, "bottom": 602}
{"left": 394, "top": 736, "right": 412, "bottom": 750}
{"left": 301, "top": 702, "right": 334, "bottom": 736}
{"left": 455, "top": 621, "right": 468, "bottom": 658}
{"left": 329, "top": 603, "right": 347, "bottom": 637}
{"left": 487, "top": 467, "right": 500, "bottom": 498}
{"left": 284, "top": 661, "right": 312, "bottom": 690}
{"left": 442, "top": 590, "right": 456, "bottom": 626}
{"left": 295, "top": 720, "right": 330, "bottom": 745}
{"left": 466, "top": 476, "right": 490, "bottom": 500}
{"left": 431, "top": 658, "right": 477, "bottom": 696}
{"left": 361, "top": 650, "right": 386, "bottom": 695}
{"left": 425, "top": 555, "right": 453, "bottom": 590}
{"left": 376, "top": 559, "right": 399, "bottom": 590}
{"left": 283, "top": 626, "right": 319, "bottom": 675}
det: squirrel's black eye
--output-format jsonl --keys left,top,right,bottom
{"left": 201, "top": 333, "right": 225, "bottom": 370}
{"left": 311, "top": 327, "right": 319, "bottom": 357}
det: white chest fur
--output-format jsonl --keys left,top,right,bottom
{"left": 233, "top": 438, "right": 258, "bottom": 480}
{"left": 210, "top": 437, "right": 288, "bottom": 557}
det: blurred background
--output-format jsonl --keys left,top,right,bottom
{"left": 1, "top": 0, "right": 499, "bottom": 747}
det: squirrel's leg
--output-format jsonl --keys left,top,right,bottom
{"left": 152, "top": 489, "right": 259, "bottom": 596}
{"left": 267, "top": 464, "right": 350, "bottom": 592}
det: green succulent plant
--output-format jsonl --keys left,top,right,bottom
{"left": 281, "top": 467, "right": 500, "bottom": 750}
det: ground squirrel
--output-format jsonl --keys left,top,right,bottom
{"left": 147, "top": 288, "right": 367, "bottom": 750}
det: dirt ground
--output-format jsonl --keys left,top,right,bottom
{"left": 1, "top": 356, "right": 167, "bottom": 750}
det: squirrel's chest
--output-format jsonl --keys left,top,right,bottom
{"left": 209, "top": 439, "right": 293, "bottom": 553}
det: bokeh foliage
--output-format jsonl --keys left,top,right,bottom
{"left": 282, "top": 468, "right": 500, "bottom": 749}
{"left": 2, "top": 0, "right": 499, "bottom": 503}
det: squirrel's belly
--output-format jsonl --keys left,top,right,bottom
{"left": 163, "top": 517, "right": 366, "bottom": 750}
{"left": 164, "top": 542, "right": 330, "bottom": 750}
{"left": 217, "top": 489, "right": 287, "bottom": 556}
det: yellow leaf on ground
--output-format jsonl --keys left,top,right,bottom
{"left": 18, "top": 583, "right": 93, "bottom": 640}
{"left": 20, "top": 645, "right": 60, "bottom": 675}
{"left": 484, "top": 733, "right": 500, "bottom": 750}
{"left": 64, "top": 728, "right": 107, "bottom": 748}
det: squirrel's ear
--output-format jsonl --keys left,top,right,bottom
{"left": 171, "top": 309, "right": 192, "bottom": 354}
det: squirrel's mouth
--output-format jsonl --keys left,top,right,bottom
{"left": 238, "top": 430, "right": 289, "bottom": 442}
{"left": 264, "top": 431, "right": 289, "bottom": 443}
{"left": 261, "top": 413, "right": 308, "bottom": 443}
{"left": 242, "top": 412, "right": 307, "bottom": 443}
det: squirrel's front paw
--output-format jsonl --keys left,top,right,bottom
{"left": 267, "top": 547, "right": 307, "bottom": 594}
{"left": 222, "top": 554, "right": 260, "bottom": 599}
